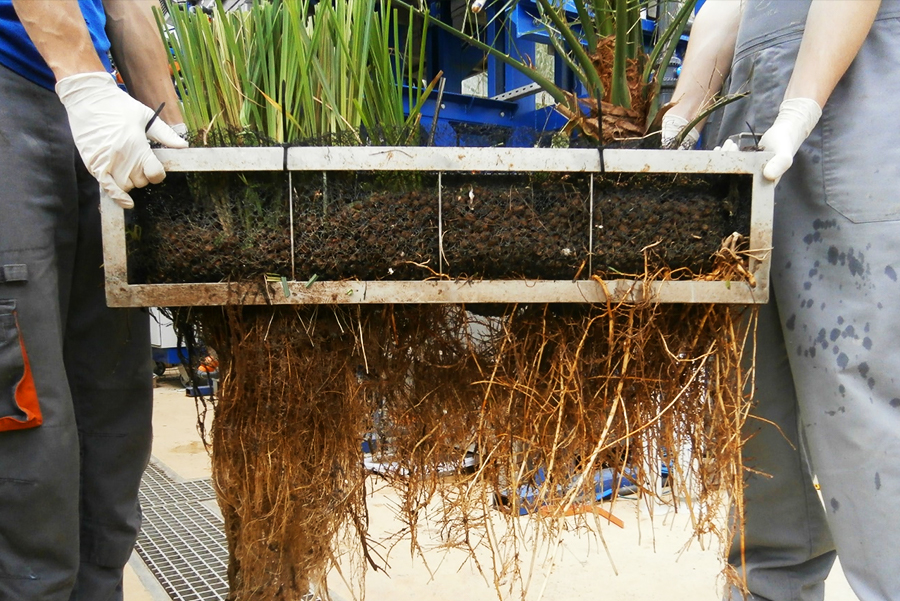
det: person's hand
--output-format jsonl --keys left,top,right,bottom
{"left": 171, "top": 122, "right": 189, "bottom": 140}
{"left": 714, "top": 138, "right": 739, "bottom": 152}
{"left": 661, "top": 113, "right": 700, "bottom": 150}
{"left": 55, "top": 71, "right": 188, "bottom": 209}
{"left": 758, "top": 97, "right": 822, "bottom": 182}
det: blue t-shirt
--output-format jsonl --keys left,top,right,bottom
{"left": 0, "top": 0, "right": 112, "bottom": 90}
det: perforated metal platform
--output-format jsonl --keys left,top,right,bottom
{"left": 136, "top": 462, "right": 229, "bottom": 601}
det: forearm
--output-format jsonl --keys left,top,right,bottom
{"left": 784, "top": 0, "right": 880, "bottom": 107}
{"left": 105, "top": 0, "right": 182, "bottom": 124}
{"left": 666, "top": 0, "right": 742, "bottom": 122}
{"left": 10, "top": 0, "right": 106, "bottom": 79}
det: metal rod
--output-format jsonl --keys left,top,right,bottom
{"left": 588, "top": 174, "right": 594, "bottom": 276}
{"left": 438, "top": 172, "right": 444, "bottom": 275}
{"left": 108, "top": 279, "right": 766, "bottom": 307}
{"left": 289, "top": 171, "right": 295, "bottom": 281}
{"left": 167, "top": 147, "right": 771, "bottom": 175}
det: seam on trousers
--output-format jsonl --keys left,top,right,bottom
{"left": 0, "top": 245, "right": 52, "bottom": 255}
{"left": 0, "top": 571, "right": 39, "bottom": 581}
{"left": 0, "top": 477, "right": 36, "bottom": 485}
{"left": 790, "top": 438, "right": 828, "bottom": 600}
{"left": 77, "top": 431, "right": 128, "bottom": 439}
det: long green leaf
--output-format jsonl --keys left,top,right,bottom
{"left": 642, "top": 0, "right": 696, "bottom": 85}
{"left": 538, "top": 0, "right": 605, "bottom": 99}
{"left": 573, "top": 0, "right": 598, "bottom": 56}
{"left": 611, "top": 0, "right": 631, "bottom": 107}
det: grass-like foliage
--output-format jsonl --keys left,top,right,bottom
{"left": 157, "top": 0, "right": 439, "bottom": 145}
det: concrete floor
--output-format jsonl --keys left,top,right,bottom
{"left": 125, "top": 375, "right": 860, "bottom": 601}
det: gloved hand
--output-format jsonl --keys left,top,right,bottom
{"left": 757, "top": 97, "right": 822, "bottom": 181}
{"left": 716, "top": 138, "right": 740, "bottom": 152}
{"left": 171, "top": 122, "right": 189, "bottom": 139}
{"left": 660, "top": 113, "right": 700, "bottom": 150}
{"left": 55, "top": 71, "right": 188, "bottom": 209}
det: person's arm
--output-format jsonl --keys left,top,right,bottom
{"left": 10, "top": 0, "right": 186, "bottom": 208}
{"left": 785, "top": 0, "right": 880, "bottom": 107}
{"left": 666, "top": 0, "right": 742, "bottom": 122}
{"left": 661, "top": 0, "right": 743, "bottom": 148}
{"left": 758, "top": 0, "right": 880, "bottom": 180}
{"left": 104, "top": 0, "right": 182, "bottom": 126}
{"left": 10, "top": 0, "right": 107, "bottom": 78}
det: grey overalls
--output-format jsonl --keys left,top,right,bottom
{"left": 712, "top": 2, "right": 900, "bottom": 600}
{"left": 0, "top": 64, "right": 153, "bottom": 601}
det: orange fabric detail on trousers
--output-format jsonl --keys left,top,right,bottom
{"left": 0, "top": 322, "right": 42, "bottom": 431}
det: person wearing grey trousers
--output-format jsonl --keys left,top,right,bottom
{"left": 664, "top": 1, "right": 900, "bottom": 599}
{"left": 0, "top": 0, "right": 185, "bottom": 598}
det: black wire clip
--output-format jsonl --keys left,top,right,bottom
{"left": 145, "top": 102, "right": 166, "bottom": 133}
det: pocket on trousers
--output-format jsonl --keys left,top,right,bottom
{"left": 821, "top": 17, "right": 900, "bottom": 224}
{"left": 0, "top": 299, "right": 42, "bottom": 431}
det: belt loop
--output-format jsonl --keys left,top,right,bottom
{"left": 0, "top": 264, "right": 28, "bottom": 283}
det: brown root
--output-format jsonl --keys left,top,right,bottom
{"left": 197, "top": 306, "right": 383, "bottom": 600}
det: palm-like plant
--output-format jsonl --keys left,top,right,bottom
{"left": 396, "top": 0, "right": 696, "bottom": 143}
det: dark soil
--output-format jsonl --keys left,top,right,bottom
{"left": 130, "top": 169, "right": 750, "bottom": 284}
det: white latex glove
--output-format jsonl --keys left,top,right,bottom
{"left": 56, "top": 72, "right": 188, "bottom": 209}
{"left": 171, "top": 122, "right": 189, "bottom": 139}
{"left": 716, "top": 139, "right": 739, "bottom": 152}
{"left": 757, "top": 97, "right": 822, "bottom": 181}
{"left": 661, "top": 113, "right": 700, "bottom": 150}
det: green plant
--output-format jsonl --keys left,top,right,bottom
{"left": 157, "top": 0, "right": 440, "bottom": 145}
{"left": 395, "top": 0, "right": 696, "bottom": 142}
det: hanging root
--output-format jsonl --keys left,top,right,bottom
{"left": 195, "top": 306, "right": 388, "bottom": 600}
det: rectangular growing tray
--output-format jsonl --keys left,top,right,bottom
{"left": 101, "top": 147, "right": 773, "bottom": 307}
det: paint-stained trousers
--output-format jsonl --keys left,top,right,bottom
{"left": 716, "top": 5, "right": 900, "bottom": 600}
{"left": 0, "top": 64, "right": 152, "bottom": 601}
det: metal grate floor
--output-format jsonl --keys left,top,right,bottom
{"left": 136, "top": 462, "right": 229, "bottom": 601}
{"left": 139, "top": 462, "right": 217, "bottom": 508}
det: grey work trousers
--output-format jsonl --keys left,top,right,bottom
{"left": 717, "top": 4, "right": 900, "bottom": 600}
{"left": 0, "top": 64, "right": 153, "bottom": 601}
